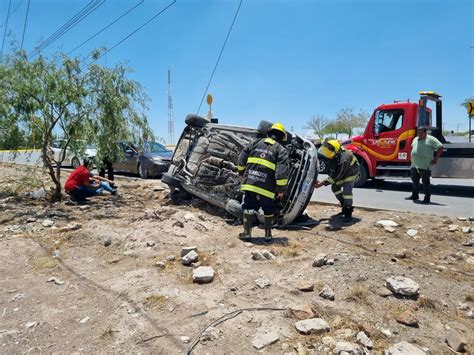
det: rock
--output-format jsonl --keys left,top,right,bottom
{"left": 183, "top": 213, "right": 196, "bottom": 221}
{"left": 166, "top": 255, "right": 176, "bottom": 261}
{"left": 181, "top": 250, "right": 199, "bottom": 266}
{"left": 155, "top": 261, "right": 165, "bottom": 268}
{"left": 103, "top": 236, "right": 112, "bottom": 247}
{"left": 462, "top": 238, "right": 474, "bottom": 246}
{"left": 466, "top": 309, "right": 474, "bottom": 318}
{"left": 356, "top": 331, "right": 373, "bottom": 349}
{"left": 312, "top": 253, "right": 328, "bottom": 267}
{"left": 180, "top": 336, "right": 190, "bottom": 343}
{"left": 445, "top": 329, "right": 467, "bottom": 352}
{"left": 326, "top": 258, "right": 335, "bottom": 265}
{"left": 79, "top": 316, "right": 90, "bottom": 324}
{"left": 376, "top": 220, "right": 399, "bottom": 228}
{"left": 383, "top": 341, "right": 426, "bottom": 354}
{"left": 42, "top": 219, "right": 54, "bottom": 227}
{"left": 296, "top": 282, "right": 314, "bottom": 292}
{"left": 251, "top": 251, "right": 267, "bottom": 261}
{"left": 448, "top": 224, "right": 459, "bottom": 232}
{"left": 466, "top": 256, "right": 474, "bottom": 264}
{"left": 406, "top": 229, "right": 418, "bottom": 237}
{"left": 395, "top": 308, "right": 419, "bottom": 327}
{"left": 12, "top": 293, "right": 25, "bottom": 301}
{"left": 146, "top": 241, "right": 155, "bottom": 247}
{"left": 47, "top": 277, "right": 64, "bottom": 285}
{"left": 201, "top": 326, "right": 220, "bottom": 341}
{"left": 79, "top": 205, "right": 90, "bottom": 211}
{"left": 289, "top": 304, "right": 314, "bottom": 320}
{"left": 385, "top": 276, "right": 419, "bottom": 296}
{"left": 262, "top": 250, "right": 276, "bottom": 260}
{"left": 319, "top": 285, "right": 335, "bottom": 301}
{"left": 295, "top": 318, "right": 330, "bottom": 335}
{"left": 28, "top": 188, "right": 46, "bottom": 199}
{"left": 181, "top": 246, "right": 198, "bottom": 257}
{"left": 384, "top": 226, "right": 396, "bottom": 233}
{"left": 192, "top": 266, "right": 215, "bottom": 284}
{"left": 334, "top": 341, "right": 361, "bottom": 354}
{"left": 153, "top": 186, "right": 165, "bottom": 192}
{"left": 252, "top": 331, "right": 280, "bottom": 350}
{"left": 255, "top": 277, "right": 271, "bottom": 289}
{"left": 380, "top": 328, "right": 393, "bottom": 338}
{"left": 64, "top": 223, "right": 81, "bottom": 231}
{"left": 173, "top": 220, "right": 184, "bottom": 228}
{"left": 461, "top": 227, "right": 471, "bottom": 234}
{"left": 25, "top": 321, "right": 37, "bottom": 328}
{"left": 376, "top": 286, "right": 394, "bottom": 297}
{"left": 457, "top": 303, "right": 469, "bottom": 310}
{"left": 457, "top": 217, "right": 467, "bottom": 221}
{"left": 395, "top": 250, "right": 407, "bottom": 259}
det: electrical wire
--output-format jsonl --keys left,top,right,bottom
{"left": 195, "top": 0, "right": 243, "bottom": 116}
{"left": 67, "top": 0, "right": 144, "bottom": 55}
{"left": 0, "top": 0, "right": 23, "bottom": 28}
{"left": 28, "top": 0, "right": 105, "bottom": 58}
{"left": 20, "top": 0, "right": 30, "bottom": 50}
{"left": 88, "top": 0, "right": 176, "bottom": 65}
{"left": 1, "top": 0, "right": 12, "bottom": 57}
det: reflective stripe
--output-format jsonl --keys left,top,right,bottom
{"left": 326, "top": 176, "right": 334, "bottom": 184}
{"left": 342, "top": 195, "right": 353, "bottom": 199}
{"left": 335, "top": 174, "right": 358, "bottom": 185}
{"left": 247, "top": 157, "right": 276, "bottom": 170}
{"left": 334, "top": 190, "right": 342, "bottom": 195}
{"left": 237, "top": 165, "right": 246, "bottom": 171}
{"left": 264, "top": 214, "right": 274, "bottom": 217}
{"left": 241, "top": 184, "right": 275, "bottom": 199}
{"left": 276, "top": 179, "right": 288, "bottom": 186}
{"left": 265, "top": 138, "right": 275, "bottom": 145}
{"left": 350, "top": 156, "right": 358, "bottom": 166}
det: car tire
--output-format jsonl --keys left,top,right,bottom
{"left": 225, "top": 199, "right": 242, "bottom": 218}
{"left": 318, "top": 157, "right": 329, "bottom": 174}
{"left": 138, "top": 163, "right": 149, "bottom": 179}
{"left": 257, "top": 120, "right": 273, "bottom": 136}
{"left": 185, "top": 114, "right": 208, "bottom": 128}
{"left": 71, "top": 157, "right": 80, "bottom": 168}
{"left": 161, "top": 172, "right": 182, "bottom": 188}
{"left": 354, "top": 161, "right": 368, "bottom": 187}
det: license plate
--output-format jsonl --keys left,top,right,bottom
{"left": 301, "top": 178, "right": 312, "bottom": 195}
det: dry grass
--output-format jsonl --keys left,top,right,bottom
{"left": 274, "top": 241, "right": 304, "bottom": 258}
{"left": 345, "top": 285, "right": 370, "bottom": 305}
{"left": 31, "top": 256, "right": 58, "bottom": 271}
{"left": 465, "top": 294, "right": 474, "bottom": 302}
{"left": 143, "top": 294, "right": 167, "bottom": 309}
{"left": 416, "top": 296, "right": 437, "bottom": 310}
{"left": 99, "top": 325, "right": 119, "bottom": 338}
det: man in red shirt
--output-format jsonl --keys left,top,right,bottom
{"left": 64, "top": 159, "right": 116, "bottom": 203}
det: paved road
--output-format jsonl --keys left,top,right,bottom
{"left": 311, "top": 174, "right": 474, "bottom": 218}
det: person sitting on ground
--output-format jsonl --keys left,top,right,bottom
{"left": 64, "top": 158, "right": 117, "bottom": 203}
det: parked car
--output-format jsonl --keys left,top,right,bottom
{"left": 161, "top": 114, "right": 319, "bottom": 226}
{"left": 47, "top": 139, "right": 97, "bottom": 168}
{"left": 114, "top": 141, "right": 173, "bottom": 179}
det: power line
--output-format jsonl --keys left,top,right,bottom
{"left": 196, "top": 0, "right": 243, "bottom": 116}
{"left": 28, "top": 0, "right": 105, "bottom": 58}
{"left": 20, "top": 0, "right": 30, "bottom": 50}
{"left": 67, "top": 0, "right": 144, "bottom": 55}
{"left": 1, "top": 0, "right": 12, "bottom": 57}
{"left": 88, "top": 0, "right": 176, "bottom": 65}
{"left": 0, "top": 0, "right": 24, "bottom": 28}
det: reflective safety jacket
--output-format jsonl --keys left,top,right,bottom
{"left": 237, "top": 137, "right": 289, "bottom": 199}
{"left": 324, "top": 149, "right": 359, "bottom": 185}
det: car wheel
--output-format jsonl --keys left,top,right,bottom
{"left": 318, "top": 157, "right": 328, "bottom": 174}
{"left": 71, "top": 157, "right": 80, "bottom": 168}
{"left": 138, "top": 163, "right": 149, "bottom": 179}
{"left": 225, "top": 199, "right": 242, "bottom": 218}
{"left": 185, "top": 114, "right": 208, "bottom": 128}
{"left": 354, "top": 161, "right": 368, "bottom": 187}
{"left": 161, "top": 173, "right": 182, "bottom": 188}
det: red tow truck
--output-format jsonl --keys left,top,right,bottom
{"left": 342, "top": 91, "right": 474, "bottom": 186}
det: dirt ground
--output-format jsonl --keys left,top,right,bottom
{"left": 0, "top": 162, "right": 473, "bottom": 354}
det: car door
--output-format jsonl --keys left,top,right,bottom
{"left": 115, "top": 142, "right": 138, "bottom": 173}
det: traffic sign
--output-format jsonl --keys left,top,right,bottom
{"left": 468, "top": 101, "right": 474, "bottom": 115}
{"left": 207, "top": 94, "right": 213, "bottom": 106}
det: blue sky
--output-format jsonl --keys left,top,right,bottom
{"left": 1, "top": 0, "right": 473, "bottom": 142}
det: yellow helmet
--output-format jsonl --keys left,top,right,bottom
{"left": 269, "top": 122, "right": 286, "bottom": 134}
{"left": 318, "top": 139, "right": 341, "bottom": 159}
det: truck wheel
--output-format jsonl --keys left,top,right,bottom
{"left": 161, "top": 173, "right": 182, "bottom": 189}
{"left": 318, "top": 157, "right": 329, "bottom": 174}
{"left": 354, "top": 162, "right": 368, "bottom": 187}
{"left": 225, "top": 199, "right": 242, "bottom": 218}
{"left": 71, "top": 157, "right": 80, "bottom": 168}
{"left": 185, "top": 114, "right": 208, "bottom": 128}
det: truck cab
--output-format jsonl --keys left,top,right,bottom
{"left": 344, "top": 92, "right": 473, "bottom": 186}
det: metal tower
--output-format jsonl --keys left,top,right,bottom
{"left": 167, "top": 69, "right": 175, "bottom": 145}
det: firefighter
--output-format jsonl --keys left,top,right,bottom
{"left": 314, "top": 139, "right": 359, "bottom": 222}
{"left": 237, "top": 123, "right": 289, "bottom": 241}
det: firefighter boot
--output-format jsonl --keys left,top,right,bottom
{"left": 405, "top": 193, "right": 419, "bottom": 200}
{"left": 239, "top": 211, "right": 255, "bottom": 239}
{"left": 341, "top": 206, "right": 353, "bottom": 223}
{"left": 336, "top": 202, "right": 345, "bottom": 215}
{"left": 264, "top": 215, "right": 274, "bottom": 242}
{"left": 422, "top": 195, "right": 431, "bottom": 204}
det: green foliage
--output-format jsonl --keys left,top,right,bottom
{"left": 0, "top": 49, "right": 152, "bottom": 200}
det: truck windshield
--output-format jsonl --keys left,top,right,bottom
{"left": 374, "top": 109, "right": 404, "bottom": 134}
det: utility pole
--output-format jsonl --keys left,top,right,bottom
{"left": 167, "top": 69, "right": 175, "bottom": 145}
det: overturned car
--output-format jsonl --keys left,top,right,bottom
{"left": 161, "top": 115, "right": 319, "bottom": 226}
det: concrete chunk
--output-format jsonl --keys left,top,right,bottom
{"left": 385, "top": 276, "right": 419, "bottom": 296}
{"left": 192, "top": 266, "right": 214, "bottom": 284}
{"left": 383, "top": 341, "right": 426, "bottom": 354}
{"left": 252, "top": 331, "right": 279, "bottom": 350}
{"left": 294, "top": 318, "right": 330, "bottom": 335}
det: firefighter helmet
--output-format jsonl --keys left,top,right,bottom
{"left": 318, "top": 139, "right": 341, "bottom": 159}
{"left": 269, "top": 122, "right": 286, "bottom": 134}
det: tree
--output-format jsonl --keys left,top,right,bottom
{"left": 334, "top": 107, "right": 369, "bottom": 138}
{"left": 306, "top": 114, "right": 329, "bottom": 139}
{"left": 322, "top": 120, "right": 347, "bottom": 139}
{"left": 0, "top": 49, "right": 152, "bottom": 200}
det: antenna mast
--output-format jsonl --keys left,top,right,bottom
{"left": 167, "top": 68, "right": 175, "bottom": 145}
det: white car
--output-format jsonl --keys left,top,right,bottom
{"left": 47, "top": 140, "right": 97, "bottom": 168}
